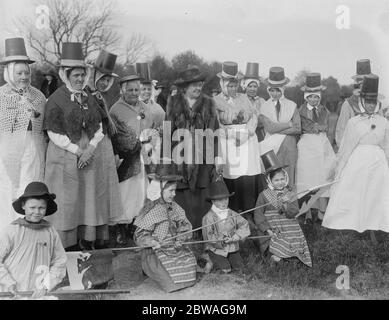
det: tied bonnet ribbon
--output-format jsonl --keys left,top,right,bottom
{"left": 241, "top": 78, "right": 260, "bottom": 92}
{"left": 266, "top": 169, "right": 289, "bottom": 191}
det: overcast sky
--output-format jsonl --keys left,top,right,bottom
{"left": 1, "top": 0, "right": 389, "bottom": 101}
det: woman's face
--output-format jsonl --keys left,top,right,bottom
{"left": 121, "top": 80, "right": 140, "bottom": 105}
{"left": 185, "top": 81, "right": 203, "bottom": 99}
{"left": 13, "top": 63, "right": 30, "bottom": 89}
{"left": 69, "top": 68, "right": 86, "bottom": 91}
{"left": 212, "top": 197, "right": 229, "bottom": 210}
{"left": 140, "top": 83, "right": 153, "bottom": 101}
{"left": 271, "top": 171, "right": 287, "bottom": 190}
{"left": 162, "top": 183, "right": 177, "bottom": 203}
{"left": 226, "top": 81, "right": 238, "bottom": 98}
{"left": 246, "top": 82, "right": 258, "bottom": 98}
{"left": 363, "top": 99, "right": 377, "bottom": 114}
{"left": 268, "top": 87, "right": 282, "bottom": 100}
{"left": 96, "top": 75, "right": 113, "bottom": 92}
{"left": 306, "top": 94, "right": 321, "bottom": 107}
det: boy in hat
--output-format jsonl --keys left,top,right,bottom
{"left": 0, "top": 182, "right": 67, "bottom": 298}
{"left": 253, "top": 151, "right": 312, "bottom": 267}
{"left": 202, "top": 180, "right": 250, "bottom": 273}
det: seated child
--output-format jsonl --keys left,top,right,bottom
{"left": 202, "top": 180, "right": 250, "bottom": 273}
{"left": 0, "top": 182, "right": 67, "bottom": 298}
{"left": 254, "top": 151, "right": 312, "bottom": 267}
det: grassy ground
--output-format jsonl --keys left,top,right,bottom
{"left": 59, "top": 222, "right": 389, "bottom": 300}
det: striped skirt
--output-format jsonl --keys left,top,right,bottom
{"left": 265, "top": 210, "right": 312, "bottom": 267}
{"left": 155, "top": 245, "right": 197, "bottom": 285}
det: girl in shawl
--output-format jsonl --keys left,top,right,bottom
{"left": 0, "top": 38, "right": 47, "bottom": 228}
{"left": 43, "top": 42, "right": 121, "bottom": 250}
{"left": 253, "top": 151, "right": 312, "bottom": 266}
{"left": 134, "top": 163, "right": 197, "bottom": 293}
{"left": 296, "top": 73, "right": 336, "bottom": 223}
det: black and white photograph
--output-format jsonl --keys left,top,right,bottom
{"left": 0, "top": 0, "right": 388, "bottom": 307}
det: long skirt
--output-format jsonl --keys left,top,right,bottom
{"left": 45, "top": 135, "right": 122, "bottom": 248}
{"left": 0, "top": 132, "right": 46, "bottom": 229}
{"left": 110, "top": 159, "right": 148, "bottom": 225}
{"left": 265, "top": 209, "right": 312, "bottom": 267}
{"left": 323, "top": 145, "right": 389, "bottom": 232}
{"left": 296, "top": 133, "right": 336, "bottom": 198}
{"left": 141, "top": 248, "right": 196, "bottom": 293}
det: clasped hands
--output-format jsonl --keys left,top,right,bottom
{"left": 76, "top": 144, "right": 96, "bottom": 169}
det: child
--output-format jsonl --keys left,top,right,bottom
{"left": 296, "top": 73, "right": 336, "bottom": 223}
{"left": 254, "top": 151, "right": 312, "bottom": 267}
{"left": 202, "top": 180, "right": 250, "bottom": 273}
{"left": 0, "top": 182, "right": 67, "bottom": 298}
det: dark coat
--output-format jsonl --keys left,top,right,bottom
{"left": 40, "top": 79, "right": 58, "bottom": 99}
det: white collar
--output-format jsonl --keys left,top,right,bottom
{"left": 306, "top": 104, "right": 318, "bottom": 111}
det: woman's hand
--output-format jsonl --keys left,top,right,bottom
{"left": 32, "top": 287, "right": 48, "bottom": 299}
{"left": 267, "top": 229, "right": 275, "bottom": 238}
{"left": 78, "top": 144, "right": 96, "bottom": 169}
{"left": 8, "top": 284, "right": 19, "bottom": 298}
{"left": 150, "top": 239, "right": 161, "bottom": 250}
{"left": 174, "top": 240, "right": 183, "bottom": 249}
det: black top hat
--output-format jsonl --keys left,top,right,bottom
{"left": 217, "top": 61, "right": 243, "bottom": 80}
{"left": 148, "top": 161, "right": 183, "bottom": 182}
{"left": 352, "top": 59, "right": 373, "bottom": 81}
{"left": 136, "top": 63, "right": 152, "bottom": 84}
{"left": 301, "top": 73, "right": 326, "bottom": 92}
{"left": 174, "top": 65, "right": 207, "bottom": 86}
{"left": 360, "top": 75, "right": 379, "bottom": 99}
{"left": 94, "top": 50, "right": 118, "bottom": 77}
{"left": 261, "top": 150, "right": 288, "bottom": 174}
{"left": 244, "top": 62, "right": 261, "bottom": 80}
{"left": 207, "top": 180, "right": 235, "bottom": 201}
{"left": 155, "top": 81, "right": 167, "bottom": 89}
{"left": 12, "top": 182, "right": 57, "bottom": 216}
{"left": 60, "top": 42, "right": 87, "bottom": 68}
{"left": 0, "top": 38, "right": 35, "bottom": 65}
{"left": 119, "top": 64, "right": 142, "bottom": 85}
{"left": 264, "top": 67, "right": 290, "bottom": 87}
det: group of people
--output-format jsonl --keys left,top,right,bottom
{"left": 0, "top": 36, "right": 388, "bottom": 296}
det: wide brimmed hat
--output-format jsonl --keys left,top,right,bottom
{"left": 301, "top": 73, "right": 326, "bottom": 92}
{"left": 60, "top": 42, "right": 87, "bottom": 68}
{"left": 174, "top": 65, "right": 207, "bottom": 86}
{"left": 119, "top": 64, "right": 142, "bottom": 85}
{"left": 94, "top": 50, "right": 118, "bottom": 77}
{"left": 12, "top": 182, "right": 57, "bottom": 216}
{"left": 148, "top": 162, "right": 183, "bottom": 182}
{"left": 264, "top": 67, "right": 290, "bottom": 87}
{"left": 0, "top": 38, "right": 35, "bottom": 65}
{"left": 261, "top": 150, "right": 288, "bottom": 174}
{"left": 244, "top": 62, "right": 261, "bottom": 80}
{"left": 136, "top": 62, "right": 152, "bottom": 84}
{"left": 217, "top": 61, "right": 243, "bottom": 80}
{"left": 360, "top": 75, "right": 379, "bottom": 100}
{"left": 207, "top": 180, "right": 235, "bottom": 201}
{"left": 352, "top": 59, "right": 373, "bottom": 81}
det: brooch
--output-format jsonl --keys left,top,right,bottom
{"left": 371, "top": 124, "right": 376, "bottom": 130}
{"left": 137, "top": 112, "right": 146, "bottom": 121}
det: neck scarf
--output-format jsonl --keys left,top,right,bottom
{"left": 220, "top": 78, "right": 238, "bottom": 104}
{"left": 59, "top": 66, "right": 90, "bottom": 103}
{"left": 211, "top": 204, "right": 229, "bottom": 220}
{"left": 12, "top": 217, "right": 51, "bottom": 230}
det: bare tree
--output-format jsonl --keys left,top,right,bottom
{"left": 123, "top": 33, "right": 155, "bottom": 66}
{"left": 16, "top": 0, "right": 121, "bottom": 67}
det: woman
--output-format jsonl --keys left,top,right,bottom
{"left": 166, "top": 65, "right": 220, "bottom": 230}
{"left": 0, "top": 37, "right": 47, "bottom": 228}
{"left": 296, "top": 73, "right": 336, "bottom": 223}
{"left": 87, "top": 50, "right": 124, "bottom": 244}
{"left": 259, "top": 67, "right": 301, "bottom": 186}
{"left": 214, "top": 61, "right": 262, "bottom": 224}
{"left": 323, "top": 75, "right": 389, "bottom": 232}
{"left": 44, "top": 42, "right": 121, "bottom": 250}
{"left": 134, "top": 164, "right": 197, "bottom": 293}
{"left": 40, "top": 70, "right": 58, "bottom": 99}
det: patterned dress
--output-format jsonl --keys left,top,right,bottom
{"left": 134, "top": 200, "right": 197, "bottom": 292}
{"left": 254, "top": 188, "right": 312, "bottom": 267}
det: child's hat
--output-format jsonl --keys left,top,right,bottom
{"left": 207, "top": 180, "right": 235, "bottom": 201}
{"left": 261, "top": 150, "right": 288, "bottom": 174}
{"left": 12, "top": 182, "right": 57, "bottom": 216}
